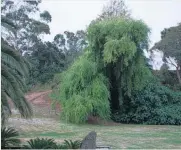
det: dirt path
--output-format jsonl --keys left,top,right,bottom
{"left": 10, "top": 90, "right": 61, "bottom": 120}
{"left": 11, "top": 90, "right": 119, "bottom": 125}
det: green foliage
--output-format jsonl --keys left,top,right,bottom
{"left": 112, "top": 79, "right": 181, "bottom": 125}
{"left": 1, "top": 17, "right": 32, "bottom": 125}
{"left": 23, "top": 138, "right": 57, "bottom": 149}
{"left": 61, "top": 140, "right": 81, "bottom": 149}
{"left": 23, "top": 138, "right": 81, "bottom": 149}
{"left": 154, "top": 64, "right": 181, "bottom": 90}
{"left": 54, "top": 30, "right": 88, "bottom": 68}
{"left": 97, "top": 0, "right": 131, "bottom": 21}
{"left": 56, "top": 56, "right": 110, "bottom": 123}
{"left": 2, "top": 0, "right": 59, "bottom": 86}
{"left": 103, "top": 37, "right": 136, "bottom": 64}
{"left": 40, "top": 10, "right": 52, "bottom": 22}
{"left": 27, "top": 41, "right": 65, "bottom": 85}
{"left": 2, "top": 0, "right": 50, "bottom": 54}
{"left": 27, "top": 30, "right": 87, "bottom": 86}
{"left": 151, "top": 23, "right": 181, "bottom": 85}
{"left": 51, "top": 17, "right": 152, "bottom": 123}
{"left": 1, "top": 127, "right": 21, "bottom": 149}
{"left": 87, "top": 18, "right": 151, "bottom": 110}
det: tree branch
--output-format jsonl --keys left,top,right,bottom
{"left": 167, "top": 57, "right": 177, "bottom": 68}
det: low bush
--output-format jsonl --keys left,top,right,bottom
{"left": 112, "top": 82, "right": 181, "bottom": 125}
{"left": 24, "top": 138, "right": 81, "bottom": 149}
{"left": 1, "top": 127, "right": 21, "bottom": 149}
{"left": 23, "top": 138, "right": 57, "bottom": 149}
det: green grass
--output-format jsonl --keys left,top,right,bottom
{"left": 13, "top": 86, "right": 181, "bottom": 149}
{"left": 18, "top": 120, "right": 181, "bottom": 149}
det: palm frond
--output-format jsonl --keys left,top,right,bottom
{"left": 1, "top": 39, "right": 29, "bottom": 76}
{"left": 1, "top": 21, "right": 32, "bottom": 120}
{"left": 1, "top": 52, "right": 26, "bottom": 76}
{"left": 1, "top": 15, "right": 17, "bottom": 34}
{"left": 1, "top": 91, "right": 11, "bottom": 126}
{"left": 1, "top": 64, "right": 33, "bottom": 118}
{"left": 62, "top": 139, "right": 81, "bottom": 149}
{"left": 23, "top": 138, "right": 57, "bottom": 149}
{"left": 1, "top": 127, "right": 21, "bottom": 149}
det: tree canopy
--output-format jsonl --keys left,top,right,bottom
{"left": 151, "top": 23, "right": 181, "bottom": 85}
{"left": 55, "top": 18, "right": 152, "bottom": 123}
{"left": 97, "top": 0, "right": 131, "bottom": 20}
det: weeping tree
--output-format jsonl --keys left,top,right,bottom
{"left": 87, "top": 18, "right": 151, "bottom": 111}
{"left": 56, "top": 18, "right": 151, "bottom": 123}
{"left": 56, "top": 53, "right": 111, "bottom": 123}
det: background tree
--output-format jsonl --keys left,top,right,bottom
{"left": 153, "top": 63, "right": 180, "bottom": 90}
{"left": 1, "top": 0, "right": 50, "bottom": 55}
{"left": 97, "top": 0, "right": 131, "bottom": 21}
{"left": 27, "top": 40, "right": 65, "bottom": 84}
{"left": 151, "top": 23, "right": 181, "bottom": 85}
{"left": 54, "top": 30, "right": 88, "bottom": 68}
{"left": 27, "top": 29, "right": 87, "bottom": 85}
{"left": 2, "top": 0, "right": 65, "bottom": 86}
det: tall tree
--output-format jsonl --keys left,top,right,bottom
{"left": 53, "top": 30, "right": 88, "bottom": 68}
{"left": 98, "top": 0, "right": 131, "bottom": 20}
{"left": 151, "top": 23, "right": 181, "bottom": 85}
{"left": 2, "top": 0, "right": 51, "bottom": 55}
{"left": 28, "top": 40, "right": 65, "bottom": 84}
{"left": 54, "top": 18, "right": 151, "bottom": 123}
{"left": 87, "top": 18, "right": 151, "bottom": 111}
{"left": 153, "top": 63, "right": 180, "bottom": 90}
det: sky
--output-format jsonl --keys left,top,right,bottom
{"left": 39, "top": 0, "right": 181, "bottom": 69}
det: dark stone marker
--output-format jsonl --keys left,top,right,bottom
{"left": 80, "top": 131, "right": 97, "bottom": 149}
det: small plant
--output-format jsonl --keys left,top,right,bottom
{"left": 23, "top": 137, "right": 57, "bottom": 149}
{"left": 62, "top": 140, "right": 81, "bottom": 149}
{"left": 1, "top": 127, "right": 21, "bottom": 149}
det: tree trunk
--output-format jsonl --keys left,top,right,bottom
{"left": 176, "top": 66, "right": 181, "bottom": 85}
{"left": 109, "top": 63, "right": 120, "bottom": 112}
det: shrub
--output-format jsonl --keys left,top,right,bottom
{"left": 56, "top": 56, "right": 110, "bottom": 123}
{"left": 61, "top": 140, "right": 81, "bottom": 149}
{"left": 1, "top": 127, "right": 21, "bottom": 149}
{"left": 112, "top": 82, "right": 181, "bottom": 125}
{"left": 23, "top": 138, "right": 57, "bottom": 149}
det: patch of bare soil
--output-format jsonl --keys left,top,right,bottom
{"left": 25, "top": 90, "right": 61, "bottom": 117}
{"left": 9, "top": 90, "right": 118, "bottom": 127}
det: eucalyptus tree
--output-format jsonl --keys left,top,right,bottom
{"left": 53, "top": 30, "right": 88, "bottom": 68}
{"left": 1, "top": 0, "right": 51, "bottom": 55}
{"left": 151, "top": 23, "right": 181, "bottom": 85}
{"left": 28, "top": 41, "right": 65, "bottom": 84}
{"left": 97, "top": 0, "right": 131, "bottom": 21}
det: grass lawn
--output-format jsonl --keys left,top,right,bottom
{"left": 9, "top": 116, "right": 181, "bottom": 149}
{"left": 8, "top": 90, "right": 181, "bottom": 149}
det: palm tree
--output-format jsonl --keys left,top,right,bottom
{"left": 1, "top": 15, "right": 33, "bottom": 125}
